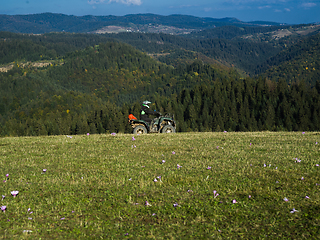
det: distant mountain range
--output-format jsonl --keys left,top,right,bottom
{"left": 0, "top": 13, "right": 286, "bottom": 34}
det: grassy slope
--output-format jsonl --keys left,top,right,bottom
{"left": 1, "top": 132, "right": 320, "bottom": 239}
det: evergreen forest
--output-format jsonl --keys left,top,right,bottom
{"left": 1, "top": 28, "right": 320, "bottom": 136}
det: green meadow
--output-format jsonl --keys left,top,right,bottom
{"left": 1, "top": 132, "right": 320, "bottom": 239}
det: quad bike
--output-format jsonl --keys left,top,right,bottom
{"left": 128, "top": 113, "right": 176, "bottom": 134}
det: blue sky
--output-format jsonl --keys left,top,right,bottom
{"left": 1, "top": 0, "right": 319, "bottom": 24}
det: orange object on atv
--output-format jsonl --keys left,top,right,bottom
{"left": 128, "top": 114, "right": 138, "bottom": 120}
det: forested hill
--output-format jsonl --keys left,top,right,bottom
{"left": 0, "top": 13, "right": 283, "bottom": 34}
{"left": 257, "top": 33, "right": 320, "bottom": 85}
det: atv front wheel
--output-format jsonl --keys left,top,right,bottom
{"left": 133, "top": 125, "right": 148, "bottom": 134}
{"left": 161, "top": 125, "right": 175, "bottom": 133}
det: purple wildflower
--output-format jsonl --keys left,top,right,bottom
{"left": 177, "top": 164, "right": 182, "bottom": 169}
{"left": 290, "top": 208, "right": 299, "bottom": 213}
{"left": 87, "top": 133, "right": 90, "bottom": 136}
{"left": 60, "top": 217, "right": 65, "bottom": 220}
{"left": 145, "top": 201, "right": 151, "bottom": 206}
{"left": 207, "top": 166, "right": 212, "bottom": 170}
{"left": 187, "top": 189, "right": 193, "bottom": 193}
{"left": 224, "top": 131, "right": 227, "bottom": 133}
{"left": 28, "top": 217, "right": 32, "bottom": 220}
{"left": 11, "top": 191, "right": 19, "bottom": 197}
{"left": 264, "top": 164, "right": 266, "bottom": 167}
{"left": 172, "top": 151, "right": 175, "bottom": 154}
{"left": 305, "top": 196, "right": 310, "bottom": 199}
{"left": 250, "top": 143, "right": 252, "bottom": 146}
{"left": 161, "top": 160, "right": 165, "bottom": 164}
{"left": 216, "top": 146, "right": 219, "bottom": 149}
{"left": 213, "top": 190, "right": 219, "bottom": 198}
{"left": 125, "top": 233, "right": 129, "bottom": 236}
{"left": 232, "top": 199, "right": 237, "bottom": 204}
{"left": 249, "top": 195, "right": 251, "bottom": 199}
{"left": 132, "top": 136, "right": 136, "bottom": 141}
{"left": 173, "top": 203, "right": 180, "bottom": 207}
{"left": 316, "top": 164, "right": 319, "bottom": 167}
{"left": 6, "top": 174, "right": 9, "bottom": 178}
{"left": 283, "top": 197, "right": 289, "bottom": 202}
{"left": 43, "top": 169, "right": 47, "bottom": 173}
{"left": 153, "top": 178, "right": 158, "bottom": 182}
{"left": 152, "top": 213, "right": 156, "bottom": 216}
{"left": 301, "top": 177, "right": 304, "bottom": 180}
{"left": 2, "top": 195, "right": 5, "bottom": 200}
{"left": 111, "top": 133, "right": 116, "bottom": 136}
{"left": 302, "top": 132, "right": 305, "bottom": 134}
{"left": 1, "top": 206, "right": 6, "bottom": 212}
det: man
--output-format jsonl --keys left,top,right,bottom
{"left": 140, "top": 101, "right": 160, "bottom": 125}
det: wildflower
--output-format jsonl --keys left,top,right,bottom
{"left": 129, "top": 178, "right": 132, "bottom": 181}
{"left": 145, "top": 201, "right": 151, "bottom": 206}
{"left": 161, "top": 160, "right": 165, "bottom": 164}
{"left": 125, "top": 233, "right": 129, "bottom": 236}
{"left": 1, "top": 206, "right": 6, "bottom": 212}
{"left": 87, "top": 133, "right": 90, "bottom": 136}
{"left": 207, "top": 166, "right": 212, "bottom": 170}
{"left": 316, "top": 142, "right": 318, "bottom": 144}
{"left": 305, "top": 196, "right": 310, "bottom": 199}
{"left": 43, "top": 169, "right": 47, "bottom": 173}
{"left": 269, "top": 164, "right": 271, "bottom": 167}
{"left": 60, "top": 218, "right": 65, "bottom": 220}
{"left": 2, "top": 195, "right": 5, "bottom": 200}
{"left": 264, "top": 164, "right": 266, "bottom": 167}
{"left": 316, "top": 164, "right": 319, "bottom": 167}
{"left": 224, "top": 131, "right": 227, "bottom": 133}
{"left": 301, "top": 177, "right": 304, "bottom": 180}
{"left": 23, "top": 230, "right": 32, "bottom": 233}
{"left": 153, "top": 178, "right": 158, "bottom": 182}
{"left": 213, "top": 190, "right": 219, "bottom": 198}
{"left": 157, "top": 176, "right": 161, "bottom": 179}
{"left": 27, "top": 208, "right": 31, "bottom": 212}
{"left": 177, "top": 164, "right": 182, "bottom": 169}
{"left": 172, "top": 151, "right": 175, "bottom": 154}
{"left": 173, "top": 203, "right": 180, "bottom": 207}
{"left": 232, "top": 199, "right": 237, "bottom": 204}
{"left": 302, "top": 132, "right": 305, "bottom": 134}
{"left": 111, "top": 133, "right": 116, "bottom": 136}
{"left": 248, "top": 195, "right": 251, "bottom": 199}
{"left": 250, "top": 143, "right": 252, "bottom": 146}
{"left": 11, "top": 191, "right": 19, "bottom": 197}
{"left": 187, "top": 189, "right": 193, "bottom": 193}
{"left": 216, "top": 146, "right": 219, "bottom": 149}
{"left": 290, "top": 208, "right": 299, "bottom": 213}
{"left": 152, "top": 213, "right": 156, "bottom": 216}
{"left": 6, "top": 174, "right": 9, "bottom": 178}
{"left": 276, "top": 167, "right": 278, "bottom": 170}
{"left": 132, "top": 136, "right": 136, "bottom": 141}
{"left": 283, "top": 197, "right": 289, "bottom": 202}
{"left": 28, "top": 217, "right": 32, "bottom": 220}
{"left": 295, "top": 158, "right": 301, "bottom": 163}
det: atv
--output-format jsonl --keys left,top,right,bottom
{"left": 128, "top": 113, "right": 176, "bottom": 134}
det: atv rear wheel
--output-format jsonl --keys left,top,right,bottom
{"left": 161, "top": 125, "right": 175, "bottom": 133}
{"left": 133, "top": 125, "right": 148, "bottom": 134}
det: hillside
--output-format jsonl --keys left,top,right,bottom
{"left": 0, "top": 13, "right": 284, "bottom": 34}
{"left": 257, "top": 32, "right": 320, "bottom": 85}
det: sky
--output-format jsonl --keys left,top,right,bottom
{"left": 1, "top": 0, "right": 320, "bottom": 24}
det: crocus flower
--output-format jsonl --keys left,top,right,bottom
{"left": 301, "top": 177, "right": 304, "bottom": 180}
{"left": 1, "top": 206, "right": 6, "bottom": 212}
{"left": 87, "top": 133, "right": 90, "bottom": 136}
{"left": 132, "top": 136, "right": 136, "bottom": 141}
{"left": 152, "top": 213, "right": 156, "bottom": 216}
{"left": 216, "top": 146, "right": 219, "bottom": 149}
{"left": 11, "top": 191, "right": 19, "bottom": 197}
{"left": 27, "top": 208, "right": 31, "bottom": 212}
{"left": 129, "top": 178, "right": 132, "bottom": 181}
{"left": 173, "top": 203, "right": 180, "bottom": 207}
{"left": 162, "top": 160, "right": 165, "bottom": 164}
{"left": 187, "top": 189, "right": 193, "bottom": 193}
{"left": 153, "top": 178, "right": 158, "bottom": 182}
{"left": 145, "top": 201, "right": 151, "bottom": 206}
{"left": 125, "top": 233, "right": 129, "bottom": 236}
{"left": 111, "top": 133, "right": 116, "bottom": 136}
{"left": 2, "top": 195, "right": 5, "bottom": 200}
{"left": 290, "top": 208, "right": 299, "bottom": 213}
{"left": 316, "top": 142, "right": 318, "bottom": 144}
{"left": 43, "top": 169, "right": 47, "bottom": 173}
{"left": 6, "top": 174, "right": 9, "bottom": 178}
{"left": 250, "top": 143, "right": 251, "bottom": 146}
{"left": 249, "top": 195, "right": 251, "bottom": 199}
{"left": 28, "top": 217, "right": 32, "bottom": 220}
{"left": 283, "top": 197, "right": 289, "bottom": 202}
{"left": 316, "top": 164, "right": 319, "bottom": 167}
{"left": 157, "top": 176, "right": 161, "bottom": 179}
{"left": 177, "top": 164, "right": 182, "bottom": 169}
{"left": 264, "top": 164, "right": 266, "bottom": 167}
{"left": 207, "top": 166, "right": 212, "bottom": 170}
{"left": 224, "top": 131, "right": 227, "bottom": 133}
{"left": 213, "top": 190, "right": 219, "bottom": 198}
{"left": 305, "top": 196, "right": 310, "bottom": 199}
{"left": 232, "top": 199, "right": 237, "bottom": 204}
{"left": 60, "top": 218, "right": 65, "bottom": 220}
{"left": 172, "top": 151, "right": 175, "bottom": 154}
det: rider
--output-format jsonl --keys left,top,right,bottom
{"left": 140, "top": 101, "right": 161, "bottom": 125}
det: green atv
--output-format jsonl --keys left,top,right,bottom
{"left": 128, "top": 113, "right": 176, "bottom": 134}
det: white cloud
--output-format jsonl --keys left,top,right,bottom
{"left": 301, "top": 2, "right": 316, "bottom": 8}
{"left": 284, "top": 8, "right": 290, "bottom": 12}
{"left": 258, "top": 5, "right": 271, "bottom": 9}
{"left": 88, "top": 0, "right": 142, "bottom": 6}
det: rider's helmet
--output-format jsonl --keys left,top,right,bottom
{"left": 142, "top": 100, "right": 151, "bottom": 108}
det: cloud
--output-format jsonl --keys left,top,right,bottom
{"left": 258, "top": 5, "right": 271, "bottom": 9}
{"left": 284, "top": 8, "right": 290, "bottom": 12}
{"left": 88, "top": 0, "right": 142, "bottom": 6}
{"left": 301, "top": 2, "right": 316, "bottom": 8}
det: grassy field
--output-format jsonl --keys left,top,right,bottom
{"left": 0, "top": 132, "right": 319, "bottom": 239}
